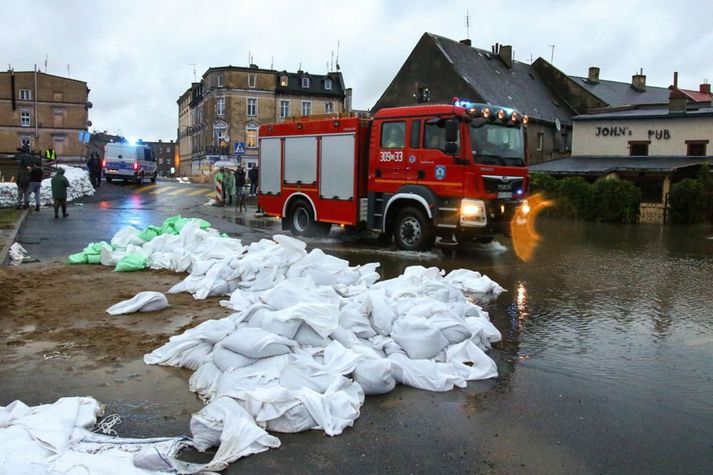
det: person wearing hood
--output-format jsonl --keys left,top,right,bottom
{"left": 51, "top": 168, "right": 70, "bottom": 218}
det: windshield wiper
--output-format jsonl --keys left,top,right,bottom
{"left": 473, "top": 153, "right": 507, "bottom": 165}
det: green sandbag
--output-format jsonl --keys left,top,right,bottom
{"left": 68, "top": 252, "right": 88, "bottom": 264}
{"left": 87, "top": 253, "right": 103, "bottom": 264}
{"left": 83, "top": 241, "right": 109, "bottom": 256}
{"left": 137, "top": 225, "right": 161, "bottom": 242}
{"left": 114, "top": 253, "right": 147, "bottom": 272}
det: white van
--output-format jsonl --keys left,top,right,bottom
{"left": 103, "top": 143, "right": 157, "bottom": 184}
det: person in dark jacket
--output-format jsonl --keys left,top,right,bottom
{"left": 87, "top": 152, "right": 101, "bottom": 188}
{"left": 234, "top": 166, "right": 247, "bottom": 212}
{"left": 51, "top": 168, "right": 70, "bottom": 218}
{"left": 248, "top": 165, "right": 257, "bottom": 196}
{"left": 15, "top": 165, "right": 31, "bottom": 209}
{"left": 27, "top": 164, "right": 44, "bottom": 211}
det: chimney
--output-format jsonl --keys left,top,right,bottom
{"left": 460, "top": 39, "right": 471, "bottom": 46}
{"left": 631, "top": 68, "right": 646, "bottom": 92}
{"left": 499, "top": 44, "right": 513, "bottom": 69}
{"left": 669, "top": 71, "right": 687, "bottom": 113}
{"left": 700, "top": 81, "right": 711, "bottom": 95}
{"left": 587, "top": 66, "right": 600, "bottom": 84}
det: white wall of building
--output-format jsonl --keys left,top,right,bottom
{"left": 572, "top": 116, "right": 713, "bottom": 156}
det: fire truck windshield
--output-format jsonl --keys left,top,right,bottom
{"left": 470, "top": 122, "right": 525, "bottom": 167}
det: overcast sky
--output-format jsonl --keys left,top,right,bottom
{"left": 3, "top": 0, "right": 712, "bottom": 141}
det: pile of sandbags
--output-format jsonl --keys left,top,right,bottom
{"left": 0, "top": 165, "right": 94, "bottom": 208}
{"left": 65, "top": 218, "right": 505, "bottom": 470}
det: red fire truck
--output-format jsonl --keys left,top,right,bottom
{"left": 257, "top": 100, "right": 530, "bottom": 251}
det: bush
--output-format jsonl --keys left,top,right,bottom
{"left": 590, "top": 179, "right": 641, "bottom": 223}
{"left": 669, "top": 178, "right": 704, "bottom": 224}
{"left": 556, "top": 177, "right": 594, "bottom": 219}
{"left": 529, "top": 172, "right": 558, "bottom": 195}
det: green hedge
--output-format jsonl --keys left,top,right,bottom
{"left": 529, "top": 172, "right": 640, "bottom": 223}
{"left": 668, "top": 165, "right": 713, "bottom": 224}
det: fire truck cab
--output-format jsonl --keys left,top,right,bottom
{"left": 258, "top": 101, "right": 529, "bottom": 251}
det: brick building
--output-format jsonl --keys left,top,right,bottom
{"left": 177, "top": 64, "right": 350, "bottom": 176}
{"left": 144, "top": 140, "right": 177, "bottom": 176}
{"left": 0, "top": 69, "right": 90, "bottom": 162}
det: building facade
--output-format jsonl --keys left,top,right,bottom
{"left": 0, "top": 69, "right": 90, "bottom": 161}
{"left": 177, "top": 65, "right": 350, "bottom": 176}
{"left": 144, "top": 140, "right": 177, "bottom": 176}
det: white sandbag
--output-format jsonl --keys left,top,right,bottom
{"left": 390, "top": 317, "right": 449, "bottom": 359}
{"left": 366, "top": 290, "right": 396, "bottom": 336}
{"left": 212, "top": 344, "right": 256, "bottom": 372}
{"left": 189, "top": 361, "right": 222, "bottom": 400}
{"left": 388, "top": 353, "right": 467, "bottom": 392}
{"left": 353, "top": 358, "right": 396, "bottom": 395}
{"left": 294, "top": 323, "right": 332, "bottom": 347}
{"left": 429, "top": 311, "right": 472, "bottom": 345}
{"left": 190, "top": 397, "right": 281, "bottom": 470}
{"left": 264, "top": 402, "right": 317, "bottom": 433}
{"left": 247, "top": 307, "right": 303, "bottom": 339}
{"left": 220, "top": 327, "right": 296, "bottom": 359}
{"left": 105, "top": 291, "right": 168, "bottom": 315}
{"left": 445, "top": 340, "right": 498, "bottom": 380}
{"left": 445, "top": 268, "right": 505, "bottom": 295}
{"left": 111, "top": 226, "right": 143, "bottom": 248}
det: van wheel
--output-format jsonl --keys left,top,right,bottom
{"left": 105, "top": 176, "right": 113, "bottom": 183}
{"left": 136, "top": 173, "right": 144, "bottom": 185}
{"left": 393, "top": 206, "right": 435, "bottom": 251}
{"left": 288, "top": 199, "right": 330, "bottom": 237}
{"left": 151, "top": 172, "right": 157, "bottom": 183}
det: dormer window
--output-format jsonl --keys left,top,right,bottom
{"left": 217, "top": 74, "right": 224, "bottom": 88}
{"left": 325, "top": 78, "right": 333, "bottom": 90}
{"left": 302, "top": 77, "right": 310, "bottom": 88}
{"left": 280, "top": 75, "right": 288, "bottom": 87}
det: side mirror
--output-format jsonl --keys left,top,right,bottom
{"left": 445, "top": 119, "right": 458, "bottom": 143}
{"left": 444, "top": 142, "right": 458, "bottom": 155}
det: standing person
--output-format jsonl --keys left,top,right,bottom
{"left": 214, "top": 167, "right": 225, "bottom": 206}
{"left": 234, "top": 166, "right": 247, "bottom": 212}
{"left": 16, "top": 165, "right": 31, "bottom": 209}
{"left": 44, "top": 146, "right": 57, "bottom": 170}
{"left": 87, "top": 152, "right": 101, "bottom": 188}
{"left": 27, "top": 164, "right": 44, "bottom": 211}
{"left": 222, "top": 167, "right": 235, "bottom": 205}
{"left": 51, "top": 168, "right": 70, "bottom": 218}
{"left": 248, "top": 165, "right": 257, "bottom": 196}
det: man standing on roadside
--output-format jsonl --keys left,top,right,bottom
{"left": 27, "top": 164, "right": 44, "bottom": 211}
{"left": 248, "top": 165, "right": 257, "bottom": 196}
{"left": 44, "top": 145, "right": 57, "bottom": 171}
{"left": 51, "top": 168, "right": 70, "bottom": 218}
{"left": 87, "top": 152, "right": 101, "bottom": 188}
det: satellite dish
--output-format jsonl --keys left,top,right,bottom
{"left": 555, "top": 118, "right": 561, "bottom": 131}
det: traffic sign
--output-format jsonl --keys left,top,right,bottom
{"left": 234, "top": 141, "right": 246, "bottom": 155}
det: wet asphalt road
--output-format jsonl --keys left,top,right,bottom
{"left": 9, "top": 181, "right": 713, "bottom": 474}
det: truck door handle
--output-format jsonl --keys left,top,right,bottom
{"left": 417, "top": 170, "right": 425, "bottom": 179}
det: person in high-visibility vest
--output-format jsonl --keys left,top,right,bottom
{"left": 44, "top": 146, "right": 57, "bottom": 170}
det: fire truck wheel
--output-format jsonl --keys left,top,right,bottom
{"left": 394, "top": 206, "right": 435, "bottom": 251}
{"left": 288, "top": 200, "right": 330, "bottom": 237}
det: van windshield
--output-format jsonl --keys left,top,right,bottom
{"left": 470, "top": 123, "right": 525, "bottom": 167}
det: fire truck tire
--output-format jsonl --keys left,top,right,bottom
{"left": 393, "top": 206, "right": 435, "bottom": 251}
{"left": 288, "top": 200, "right": 330, "bottom": 237}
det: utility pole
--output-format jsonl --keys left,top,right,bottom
{"left": 548, "top": 44, "right": 556, "bottom": 64}
{"left": 466, "top": 10, "right": 470, "bottom": 40}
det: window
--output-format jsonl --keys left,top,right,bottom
{"left": 20, "top": 136, "right": 32, "bottom": 149}
{"left": 536, "top": 132, "right": 544, "bottom": 151}
{"left": 248, "top": 74, "right": 256, "bottom": 88}
{"left": 53, "top": 108, "right": 65, "bottom": 127}
{"left": 280, "top": 75, "right": 288, "bottom": 87}
{"left": 425, "top": 120, "right": 460, "bottom": 150}
{"left": 686, "top": 140, "right": 708, "bottom": 157}
{"left": 247, "top": 98, "right": 257, "bottom": 117}
{"left": 280, "top": 100, "right": 289, "bottom": 118}
{"left": 381, "top": 122, "right": 406, "bottom": 149}
{"left": 302, "top": 77, "right": 310, "bottom": 88}
{"left": 325, "top": 102, "right": 334, "bottom": 113}
{"left": 20, "top": 110, "right": 31, "bottom": 127}
{"left": 246, "top": 125, "right": 258, "bottom": 149}
{"left": 19, "top": 89, "right": 31, "bottom": 100}
{"left": 216, "top": 97, "right": 225, "bottom": 116}
{"left": 53, "top": 91, "right": 63, "bottom": 101}
{"left": 410, "top": 120, "right": 421, "bottom": 148}
{"left": 217, "top": 74, "right": 224, "bottom": 88}
{"left": 301, "top": 101, "right": 311, "bottom": 116}
{"left": 325, "top": 78, "right": 333, "bottom": 90}
{"left": 629, "top": 141, "right": 650, "bottom": 156}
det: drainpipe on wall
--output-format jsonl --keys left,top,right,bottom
{"left": 34, "top": 65, "right": 38, "bottom": 139}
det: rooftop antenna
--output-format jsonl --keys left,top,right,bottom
{"left": 44, "top": 54, "right": 48, "bottom": 72}
{"left": 271, "top": 56, "right": 274, "bottom": 69}
{"left": 335, "top": 40, "right": 341, "bottom": 71}
{"left": 466, "top": 9, "right": 470, "bottom": 40}
{"left": 189, "top": 63, "right": 197, "bottom": 82}
{"left": 67, "top": 64, "right": 70, "bottom": 78}
{"left": 548, "top": 44, "right": 556, "bottom": 64}
{"left": 529, "top": 53, "right": 533, "bottom": 63}
{"left": 331, "top": 50, "right": 334, "bottom": 71}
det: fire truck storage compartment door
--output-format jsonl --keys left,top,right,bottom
{"left": 320, "top": 134, "right": 355, "bottom": 200}
{"left": 284, "top": 136, "right": 317, "bottom": 184}
{"left": 259, "top": 138, "right": 281, "bottom": 194}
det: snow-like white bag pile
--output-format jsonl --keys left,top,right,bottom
{"left": 59, "top": 219, "right": 505, "bottom": 470}
{"left": 0, "top": 165, "right": 94, "bottom": 207}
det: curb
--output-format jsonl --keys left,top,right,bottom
{"left": 0, "top": 208, "right": 30, "bottom": 266}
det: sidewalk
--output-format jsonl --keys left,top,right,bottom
{"left": 0, "top": 207, "right": 29, "bottom": 264}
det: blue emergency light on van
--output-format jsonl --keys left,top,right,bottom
{"left": 103, "top": 142, "right": 157, "bottom": 184}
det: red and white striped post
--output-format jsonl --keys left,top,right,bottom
{"left": 215, "top": 177, "right": 223, "bottom": 205}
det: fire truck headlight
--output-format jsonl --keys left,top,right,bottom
{"left": 520, "top": 199, "right": 530, "bottom": 216}
{"left": 460, "top": 199, "right": 487, "bottom": 226}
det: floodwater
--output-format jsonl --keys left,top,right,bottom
{"left": 314, "top": 218, "right": 713, "bottom": 473}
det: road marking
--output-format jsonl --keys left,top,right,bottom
{"left": 135, "top": 185, "right": 157, "bottom": 193}
{"left": 187, "top": 188, "right": 210, "bottom": 196}
{"left": 166, "top": 187, "right": 189, "bottom": 196}
{"left": 150, "top": 187, "right": 173, "bottom": 195}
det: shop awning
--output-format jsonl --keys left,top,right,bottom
{"left": 530, "top": 156, "right": 711, "bottom": 176}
